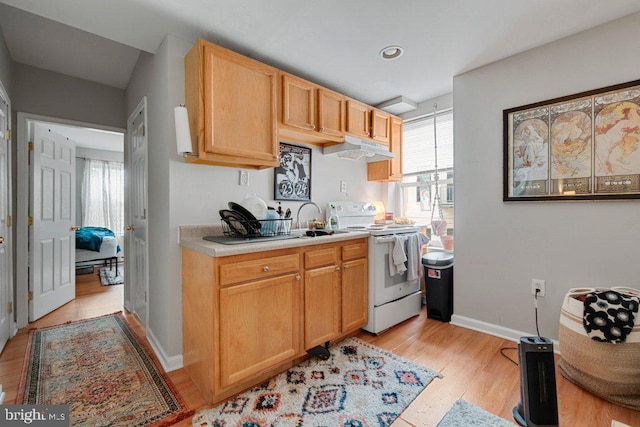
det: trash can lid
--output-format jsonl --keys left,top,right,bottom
{"left": 422, "top": 252, "right": 453, "bottom": 266}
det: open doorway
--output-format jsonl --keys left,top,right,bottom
{"left": 15, "top": 113, "right": 127, "bottom": 328}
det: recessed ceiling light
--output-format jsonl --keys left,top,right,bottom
{"left": 379, "top": 45, "right": 404, "bottom": 60}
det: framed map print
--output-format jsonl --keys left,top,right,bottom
{"left": 504, "top": 79, "right": 640, "bottom": 201}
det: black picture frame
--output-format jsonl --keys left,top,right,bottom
{"left": 274, "top": 142, "right": 311, "bottom": 201}
{"left": 503, "top": 78, "right": 640, "bottom": 201}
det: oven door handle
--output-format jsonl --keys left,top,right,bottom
{"left": 374, "top": 236, "right": 398, "bottom": 244}
{"left": 374, "top": 233, "right": 417, "bottom": 244}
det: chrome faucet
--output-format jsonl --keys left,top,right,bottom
{"left": 296, "top": 202, "right": 322, "bottom": 229}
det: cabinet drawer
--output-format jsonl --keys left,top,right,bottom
{"left": 342, "top": 241, "right": 367, "bottom": 261}
{"left": 305, "top": 247, "right": 339, "bottom": 269}
{"left": 220, "top": 254, "right": 299, "bottom": 286}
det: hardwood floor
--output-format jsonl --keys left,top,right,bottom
{"left": 0, "top": 271, "right": 637, "bottom": 426}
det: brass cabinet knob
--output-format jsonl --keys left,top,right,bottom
{"left": 263, "top": 266, "right": 269, "bottom": 272}
{"left": 71, "top": 226, "right": 80, "bottom": 231}
{"left": 335, "top": 267, "right": 341, "bottom": 271}
{"left": 295, "top": 275, "right": 301, "bottom": 281}
{"left": 0, "top": 236, "right": 4, "bottom": 244}
{"left": 344, "top": 264, "right": 349, "bottom": 269}
{"left": 126, "top": 225, "right": 136, "bottom": 231}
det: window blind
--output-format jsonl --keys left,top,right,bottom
{"left": 403, "top": 110, "right": 454, "bottom": 175}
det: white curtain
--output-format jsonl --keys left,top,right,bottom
{"left": 81, "top": 159, "right": 124, "bottom": 235}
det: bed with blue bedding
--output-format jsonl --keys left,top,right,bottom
{"left": 75, "top": 227, "right": 121, "bottom": 273}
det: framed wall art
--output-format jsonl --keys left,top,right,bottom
{"left": 274, "top": 142, "right": 311, "bottom": 201}
{"left": 504, "top": 79, "right": 640, "bottom": 201}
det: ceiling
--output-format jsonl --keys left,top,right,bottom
{"left": 1, "top": 0, "right": 640, "bottom": 107}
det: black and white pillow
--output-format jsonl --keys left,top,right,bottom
{"left": 583, "top": 290, "right": 639, "bottom": 343}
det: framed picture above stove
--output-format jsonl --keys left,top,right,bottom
{"left": 274, "top": 142, "right": 311, "bottom": 201}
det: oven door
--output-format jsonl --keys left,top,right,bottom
{"left": 370, "top": 234, "right": 421, "bottom": 306}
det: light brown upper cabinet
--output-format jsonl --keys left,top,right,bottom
{"left": 184, "top": 39, "right": 280, "bottom": 169}
{"left": 345, "top": 98, "right": 371, "bottom": 139}
{"left": 370, "top": 108, "right": 391, "bottom": 145}
{"left": 279, "top": 74, "right": 345, "bottom": 144}
{"left": 368, "top": 116, "right": 403, "bottom": 181}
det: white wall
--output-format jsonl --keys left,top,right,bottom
{"left": 453, "top": 12, "right": 640, "bottom": 340}
{"left": 127, "top": 33, "right": 383, "bottom": 361}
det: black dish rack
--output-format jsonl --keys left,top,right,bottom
{"left": 221, "top": 217, "right": 293, "bottom": 238}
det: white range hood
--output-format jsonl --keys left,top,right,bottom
{"left": 323, "top": 135, "right": 395, "bottom": 162}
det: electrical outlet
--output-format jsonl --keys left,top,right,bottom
{"left": 340, "top": 180, "right": 347, "bottom": 193}
{"left": 239, "top": 170, "right": 249, "bottom": 186}
{"left": 531, "top": 279, "right": 546, "bottom": 297}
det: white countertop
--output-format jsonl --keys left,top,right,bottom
{"left": 179, "top": 224, "right": 370, "bottom": 257}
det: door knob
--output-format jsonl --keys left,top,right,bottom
{"left": 71, "top": 226, "right": 80, "bottom": 231}
{"left": 0, "top": 236, "right": 4, "bottom": 244}
{"left": 126, "top": 225, "right": 136, "bottom": 231}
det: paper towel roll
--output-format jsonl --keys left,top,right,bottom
{"left": 174, "top": 106, "right": 193, "bottom": 155}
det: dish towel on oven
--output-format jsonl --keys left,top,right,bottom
{"left": 389, "top": 235, "right": 408, "bottom": 276}
{"left": 406, "top": 233, "right": 430, "bottom": 281}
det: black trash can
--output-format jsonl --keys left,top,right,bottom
{"left": 422, "top": 251, "right": 454, "bottom": 322}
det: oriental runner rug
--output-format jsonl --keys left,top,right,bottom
{"left": 193, "top": 337, "right": 442, "bottom": 427}
{"left": 18, "top": 313, "right": 193, "bottom": 426}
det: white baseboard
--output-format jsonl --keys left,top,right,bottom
{"left": 145, "top": 327, "right": 184, "bottom": 372}
{"left": 450, "top": 314, "right": 561, "bottom": 355}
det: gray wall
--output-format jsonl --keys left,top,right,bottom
{"left": 12, "top": 63, "right": 126, "bottom": 128}
{"left": 126, "top": 35, "right": 178, "bottom": 357}
{"left": 0, "top": 26, "right": 12, "bottom": 98}
{"left": 453, "top": 12, "right": 640, "bottom": 340}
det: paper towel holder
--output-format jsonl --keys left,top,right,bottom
{"left": 174, "top": 105, "right": 193, "bottom": 157}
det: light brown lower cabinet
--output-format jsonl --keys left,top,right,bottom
{"left": 219, "top": 274, "right": 302, "bottom": 388}
{"left": 181, "top": 238, "right": 368, "bottom": 404}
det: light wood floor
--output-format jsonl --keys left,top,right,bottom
{"left": 0, "top": 271, "right": 637, "bottom": 426}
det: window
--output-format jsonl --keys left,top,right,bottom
{"left": 81, "top": 159, "right": 125, "bottom": 236}
{"left": 400, "top": 109, "right": 454, "bottom": 230}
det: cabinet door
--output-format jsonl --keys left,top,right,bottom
{"left": 341, "top": 258, "right": 368, "bottom": 332}
{"left": 367, "top": 115, "right": 403, "bottom": 181}
{"left": 282, "top": 74, "right": 316, "bottom": 131}
{"left": 371, "top": 109, "right": 390, "bottom": 145}
{"left": 219, "top": 274, "right": 301, "bottom": 388}
{"left": 203, "top": 43, "right": 279, "bottom": 166}
{"left": 346, "top": 99, "right": 371, "bottom": 138}
{"left": 388, "top": 116, "right": 403, "bottom": 179}
{"left": 304, "top": 265, "right": 341, "bottom": 349}
{"left": 317, "top": 89, "right": 345, "bottom": 138}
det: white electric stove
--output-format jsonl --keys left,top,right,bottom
{"left": 327, "top": 201, "right": 424, "bottom": 334}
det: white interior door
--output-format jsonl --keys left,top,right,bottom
{"left": 29, "top": 124, "right": 76, "bottom": 321}
{"left": 0, "top": 88, "right": 10, "bottom": 351}
{"left": 126, "top": 98, "right": 148, "bottom": 329}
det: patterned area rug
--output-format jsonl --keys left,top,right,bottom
{"left": 193, "top": 337, "right": 442, "bottom": 426}
{"left": 437, "top": 399, "right": 515, "bottom": 426}
{"left": 18, "top": 312, "right": 193, "bottom": 426}
{"left": 99, "top": 266, "right": 124, "bottom": 285}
